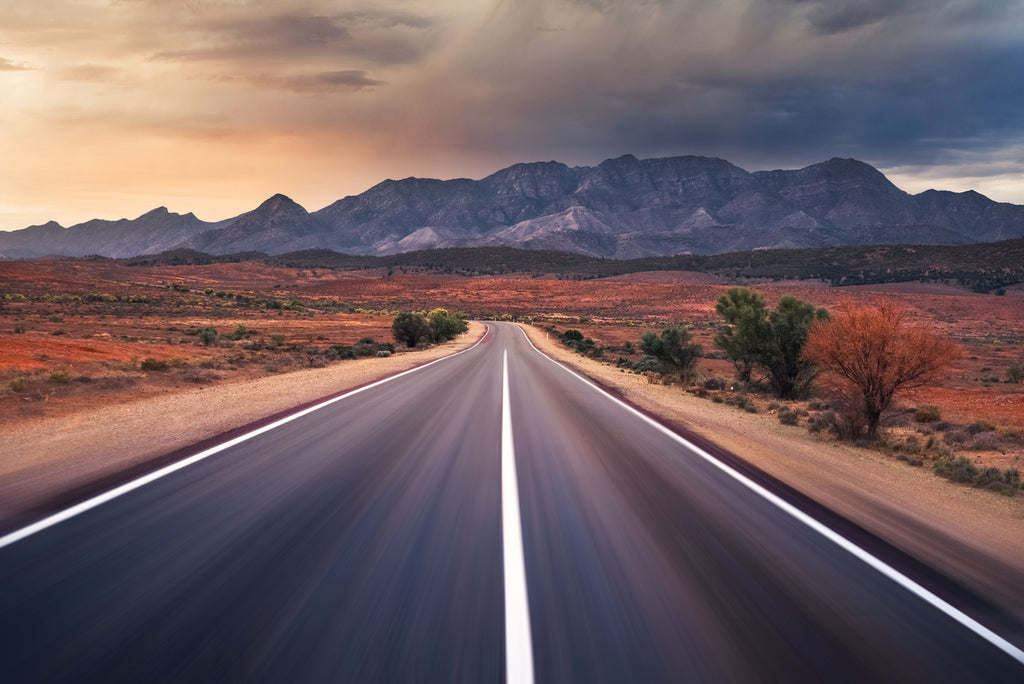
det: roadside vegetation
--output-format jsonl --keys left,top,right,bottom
{"left": 391, "top": 309, "right": 468, "bottom": 348}
{"left": 543, "top": 287, "right": 1021, "bottom": 497}
{"left": 0, "top": 274, "right": 469, "bottom": 424}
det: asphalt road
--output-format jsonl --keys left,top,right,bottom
{"left": 1, "top": 322, "right": 1022, "bottom": 682}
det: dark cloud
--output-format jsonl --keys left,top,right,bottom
{"left": 784, "top": 0, "right": 932, "bottom": 34}
{"left": 248, "top": 69, "right": 385, "bottom": 93}
{"left": 152, "top": 8, "right": 434, "bottom": 66}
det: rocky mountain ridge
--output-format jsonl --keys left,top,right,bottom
{"left": 3, "top": 155, "right": 1022, "bottom": 259}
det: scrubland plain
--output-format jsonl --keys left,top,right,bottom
{"left": 1, "top": 257, "right": 1021, "bottom": 499}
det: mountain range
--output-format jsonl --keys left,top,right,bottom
{"left": 3, "top": 155, "right": 1023, "bottom": 260}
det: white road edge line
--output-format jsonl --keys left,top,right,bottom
{"left": 0, "top": 328, "right": 491, "bottom": 552}
{"left": 514, "top": 325, "right": 1024, "bottom": 666}
{"left": 502, "top": 349, "right": 535, "bottom": 684}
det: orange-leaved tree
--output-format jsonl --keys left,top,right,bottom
{"left": 803, "top": 299, "right": 960, "bottom": 438}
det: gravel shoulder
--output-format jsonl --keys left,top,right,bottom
{"left": 518, "top": 323, "right": 1024, "bottom": 620}
{"left": 0, "top": 323, "right": 485, "bottom": 527}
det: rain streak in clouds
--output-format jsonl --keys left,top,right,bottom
{"left": 1, "top": 0, "right": 1022, "bottom": 229}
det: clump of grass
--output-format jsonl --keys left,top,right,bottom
{"left": 140, "top": 358, "right": 170, "bottom": 372}
{"left": 7, "top": 377, "right": 28, "bottom": 392}
{"left": 914, "top": 405, "right": 942, "bottom": 423}
{"left": 48, "top": 368, "right": 71, "bottom": 384}
{"left": 968, "top": 432, "right": 1001, "bottom": 451}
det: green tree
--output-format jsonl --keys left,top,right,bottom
{"left": 762, "top": 295, "right": 829, "bottom": 398}
{"left": 639, "top": 325, "right": 702, "bottom": 378}
{"left": 714, "top": 287, "right": 769, "bottom": 382}
{"left": 714, "top": 288, "right": 827, "bottom": 398}
{"left": 427, "top": 308, "right": 468, "bottom": 342}
{"left": 392, "top": 312, "right": 432, "bottom": 348}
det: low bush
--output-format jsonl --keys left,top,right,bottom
{"left": 48, "top": 368, "right": 72, "bottom": 384}
{"left": 944, "top": 430, "right": 968, "bottom": 446}
{"left": 934, "top": 455, "right": 978, "bottom": 483}
{"left": 7, "top": 377, "right": 28, "bottom": 392}
{"left": 140, "top": 358, "right": 170, "bottom": 372}
{"left": 1006, "top": 362, "right": 1023, "bottom": 383}
{"left": 808, "top": 412, "right": 836, "bottom": 434}
{"left": 935, "top": 457, "right": 1020, "bottom": 496}
{"left": 914, "top": 406, "right": 942, "bottom": 423}
{"left": 893, "top": 435, "right": 921, "bottom": 455}
{"left": 778, "top": 409, "right": 799, "bottom": 426}
{"left": 702, "top": 376, "right": 727, "bottom": 391}
{"left": 968, "top": 432, "right": 1001, "bottom": 451}
{"left": 197, "top": 326, "right": 219, "bottom": 346}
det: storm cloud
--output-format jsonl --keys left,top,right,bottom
{"left": 1, "top": 0, "right": 1022, "bottom": 229}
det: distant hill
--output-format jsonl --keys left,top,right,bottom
{"left": 124, "top": 238, "right": 1024, "bottom": 293}
{"left": 0, "top": 207, "right": 235, "bottom": 259}
{"left": 3, "top": 155, "right": 1023, "bottom": 259}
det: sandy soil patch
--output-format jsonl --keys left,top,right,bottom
{"left": 519, "top": 323, "right": 1024, "bottom": 619}
{"left": 0, "top": 323, "right": 485, "bottom": 528}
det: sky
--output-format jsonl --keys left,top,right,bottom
{"left": 2, "top": 0, "right": 1023, "bottom": 230}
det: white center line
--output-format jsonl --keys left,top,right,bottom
{"left": 502, "top": 349, "right": 535, "bottom": 684}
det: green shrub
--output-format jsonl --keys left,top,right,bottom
{"left": 640, "top": 325, "right": 702, "bottom": 379}
{"left": 8, "top": 377, "right": 28, "bottom": 392}
{"left": 894, "top": 435, "right": 921, "bottom": 455}
{"left": 934, "top": 456, "right": 979, "bottom": 483}
{"left": 914, "top": 406, "right": 942, "bottom": 423}
{"left": 48, "top": 368, "right": 71, "bottom": 384}
{"left": 392, "top": 312, "right": 432, "bottom": 348}
{"left": 1006, "top": 362, "right": 1024, "bottom": 383}
{"left": 48, "top": 314, "right": 63, "bottom": 323}
{"left": 197, "top": 326, "right": 219, "bottom": 346}
{"left": 427, "top": 308, "right": 468, "bottom": 342}
{"left": 227, "top": 323, "right": 252, "bottom": 340}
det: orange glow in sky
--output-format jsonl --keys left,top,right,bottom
{"left": 2, "top": 1, "right": 1023, "bottom": 230}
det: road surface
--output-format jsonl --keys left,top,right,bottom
{"left": 0, "top": 322, "right": 1021, "bottom": 682}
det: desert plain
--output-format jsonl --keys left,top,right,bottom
{"left": 1, "top": 256, "right": 1023, "bottom": 617}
